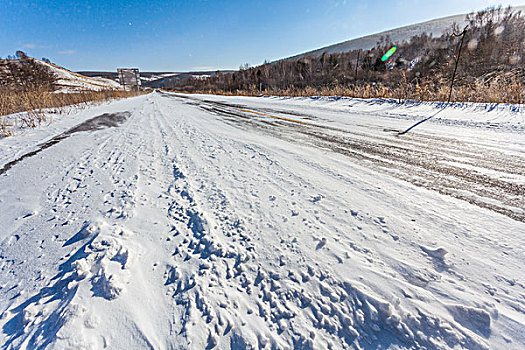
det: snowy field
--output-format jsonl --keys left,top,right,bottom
{"left": 0, "top": 91, "right": 523, "bottom": 349}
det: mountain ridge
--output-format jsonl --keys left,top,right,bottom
{"left": 285, "top": 5, "right": 525, "bottom": 60}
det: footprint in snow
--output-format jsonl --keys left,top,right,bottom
{"left": 420, "top": 245, "right": 447, "bottom": 259}
{"left": 310, "top": 195, "right": 323, "bottom": 203}
{"left": 315, "top": 237, "right": 327, "bottom": 250}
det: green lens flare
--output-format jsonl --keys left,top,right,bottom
{"left": 381, "top": 46, "right": 397, "bottom": 62}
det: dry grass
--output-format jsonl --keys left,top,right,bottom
{"left": 177, "top": 74, "right": 523, "bottom": 105}
{"left": 0, "top": 87, "right": 145, "bottom": 136}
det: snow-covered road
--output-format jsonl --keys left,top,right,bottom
{"left": 0, "top": 92, "right": 523, "bottom": 349}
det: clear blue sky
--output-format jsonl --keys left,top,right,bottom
{"left": 1, "top": 0, "right": 524, "bottom": 71}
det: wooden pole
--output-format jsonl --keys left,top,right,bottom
{"left": 355, "top": 50, "right": 360, "bottom": 80}
{"left": 447, "top": 26, "right": 468, "bottom": 103}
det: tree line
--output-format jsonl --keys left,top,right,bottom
{"left": 167, "top": 7, "right": 524, "bottom": 103}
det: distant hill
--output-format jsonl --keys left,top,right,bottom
{"left": 79, "top": 70, "right": 235, "bottom": 89}
{"left": 287, "top": 5, "right": 525, "bottom": 60}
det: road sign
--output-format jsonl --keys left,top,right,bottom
{"left": 117, "top": 68, "right": 141, "bottom": 91}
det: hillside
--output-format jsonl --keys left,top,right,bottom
{"left": 173, "top": 6, "right": 525, "bottom": 105}
{"left": 38, "top": 60, "right": 121, "bottom": 92}
{"left": 0, "top": 58, "right": 121, "bottom": 93}
{"left": 0, "top": 57, "right": 143, "bottom": 126}
{"left": 287, "top": 5, "right": 525, "bottom": 59}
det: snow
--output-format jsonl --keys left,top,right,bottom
{"left": 36, "top": 59, "right": 121, "bottom": 92}
{"left": 140, "top": 73, "right": 180, "bottom": 82}
{"left": 0, "top": 91, "right": 524, "bottom": 349}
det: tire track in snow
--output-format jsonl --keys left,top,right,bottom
{"left": 175, "top": 95, "right": 524, "bottom": 222}
{"left": 0, "top": 112, "right": 130, "bottom": 177}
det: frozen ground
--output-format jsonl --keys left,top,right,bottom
{"left": 0, "top": 92, "right": 523, "bottom": 349}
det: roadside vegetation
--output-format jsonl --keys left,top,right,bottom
{"left": 0, "top": 55, "right": 143, "bottom": 137}
{"left": 169, "top": 7, "right": 524, "bottom": 104}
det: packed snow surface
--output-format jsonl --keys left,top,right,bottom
{"left": 0, "top": 92, "right": 524, "bottom": 349}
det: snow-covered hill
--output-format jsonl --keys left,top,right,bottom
{"left": 36, "top": 59, "right": 121, "bottom": 92}
{"left": 0, "top": 92, "right": 523, "bottom": 349}
{"left": 287, "top": 5, "right": 525, "bottom": 60}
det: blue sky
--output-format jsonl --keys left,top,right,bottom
{"left": 1, "top": 0, "right": 524, "bottom": 71}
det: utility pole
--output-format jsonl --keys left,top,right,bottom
{"left": 354, "top": 50, "right": 360, "bottom": 80}
{"left": 447, "top": 26, "right": 468, "bottom": 103}
{"left": 398, "top": 26, "right": 469, "bottom": 136}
